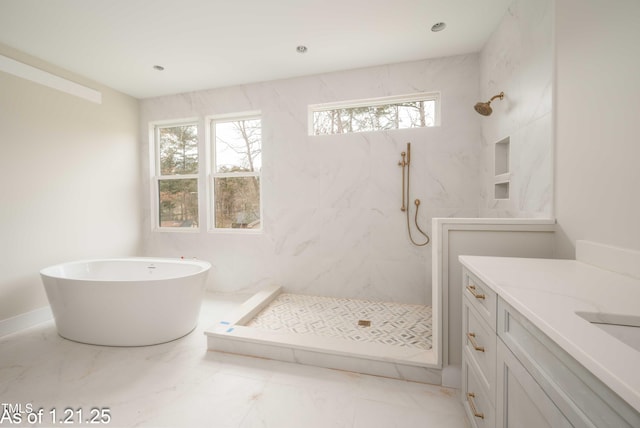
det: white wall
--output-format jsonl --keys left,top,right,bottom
{"left": 479, "top": 0, "right": 554, "bottom": 218}
{"left": 554, "top": 0, "right": 640, "bottom": 258}
{"left": 140, "top": 55, "right": 482, "bottom": 304}
{"left": 0, "top": 44, "right": 141, "bottom": 322}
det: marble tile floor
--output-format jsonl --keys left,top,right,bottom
{"left": 0, "top": 292, "right": 469, "bottom": 428}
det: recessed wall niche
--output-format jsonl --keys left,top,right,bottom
{"left": 494, "top": 182, "right": 510, "bottom": 199}
{"left": 495, "top": 137, "right": 510, "bottom": 175}
{"left": 494, "top": 137, "right": 510, "bottom": 200}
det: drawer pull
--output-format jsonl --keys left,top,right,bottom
{"left": 466, "top": 284, "right": 486, "bottom": 300}
{"left": 467, "top": 392, "right": 485, "bottom": 419}
{"left": 466, "top": 332, "right": 485, "bottom": 352}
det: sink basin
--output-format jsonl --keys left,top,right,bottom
{"left": 576, "top": 312, "right": 640, "bottom": 352}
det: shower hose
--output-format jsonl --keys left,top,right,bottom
{"left": 405, "top": 161, "right": 430, "bottom": 246}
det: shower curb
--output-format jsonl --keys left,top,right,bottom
{"left": 205, "top": 285, "right": 441, "bottom": 384}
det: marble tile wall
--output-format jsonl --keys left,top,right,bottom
{"left": 140, "top": 55, "right": 482, "bottom": 304}
{"left": 478, "top": 0, "right": 554, "bottom": 218}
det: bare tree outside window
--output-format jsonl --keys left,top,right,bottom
{"left": 212, "top": 117, "right": 261, "bottom": 229}
{"left": 311, "top": 94, "right": 438, "bottom": 136}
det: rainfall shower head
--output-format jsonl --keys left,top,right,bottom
{"left": 474, "top": 92, "right": 505, "bottom": 116}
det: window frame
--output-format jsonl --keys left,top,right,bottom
{"left": 308, "top": 92, "right": 441, "bottom": 136}
{"left": 150, "top": 118, "right": 201, "bottom": 232}
{"left": 206, "top": 111, "right": 263, "bottom": 233}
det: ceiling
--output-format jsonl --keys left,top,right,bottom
{"left": 0, "top": 0, "right": 511, "bottom": 99}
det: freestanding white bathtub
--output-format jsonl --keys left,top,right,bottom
{"left": 40, "top": 258, "right": 211, "bottom": 346}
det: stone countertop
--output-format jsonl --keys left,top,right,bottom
{"left": 458, "top": 255, "right": 640, "bottom": 412}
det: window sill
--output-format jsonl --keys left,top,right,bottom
{"left": 152, "top": 227, "right": 201, "bottom": 233}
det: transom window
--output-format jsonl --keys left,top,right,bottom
{"left": 309, "top": 92, "right": 439, "bottom": 136}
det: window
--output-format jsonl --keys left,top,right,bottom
{"left": 309, "top": 92, "right": 439, "bottom": 136}
{"left": 153, "top": 122, "right": 199, "bottom": 229}
{"left": 209, "top": 114, "right": 262, "bottom": 230}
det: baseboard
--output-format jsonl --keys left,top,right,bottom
{"left": 0, "top": 306, "right": 53, "bottom": 338}
{"left": 441, "top": 365, "right": 461, "bottom": 388}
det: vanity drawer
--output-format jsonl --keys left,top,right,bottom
{"left": 463, "top": 298, "right": 496, "bottom": 402}
{"left": 462, "top": 356, "right": 496, "bottom": 428}
{"left": 463, "top": 269, "right": 497, "bottom": 329}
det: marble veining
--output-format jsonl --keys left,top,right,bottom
{"left": 140, "top": 54, "right": 482, "bottom": 301}
{"left": 479, "top": 0, "right": 553, "bottom": 218}
{"left": 0, "top": 293, "right": 468, "bottom": 428}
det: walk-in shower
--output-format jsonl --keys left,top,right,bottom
{"left": 205, "top": 142, "right": 438, "bottom": 383}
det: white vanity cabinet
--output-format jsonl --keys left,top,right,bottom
{"left": 461, "top": 270, "right": 497, "bottom": 428}
{"left": 462, "top": 266, "right": 640, "bottom": 428}
{"left": 495, "top": 331, "right": 572, "bottom": 428}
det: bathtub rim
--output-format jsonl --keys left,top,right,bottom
{"left": 40, "top": 257, "right": 211, "bottom": 283}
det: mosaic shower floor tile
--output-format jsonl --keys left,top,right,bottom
{"left": 246, "top": 293, "right": 432, "bottom": 350}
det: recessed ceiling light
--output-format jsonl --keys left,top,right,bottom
{"left": 153, "top": 65, "right": 165, "bottom": 71}
{"left": 296, "top": 45, "right": 308, "bottom": 54}
{"left": 431, "top": 22, "right": 446, "bottom": 32}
